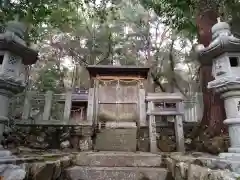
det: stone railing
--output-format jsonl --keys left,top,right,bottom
{"left": 9, "top": 90, "right": 89, "bottom": 126}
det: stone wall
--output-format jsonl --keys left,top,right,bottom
{"left": 4, "top": 122, "right": 230, "bottom": 155}
{"left": 156, "top": 122, "right": 229, "bottom": 154}
{"left": 138, "top": 122, "right": 200, "bottom": 152}
{"left": 3, "top": 125, "right": 93, "bottom": 151}
{"left": 165, "top": 152, "right": 240, "bottom": 180}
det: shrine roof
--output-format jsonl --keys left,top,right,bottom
{"left": 86, "top": 65, "right": 150, "bottom": 79}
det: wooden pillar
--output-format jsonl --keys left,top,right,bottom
{"left": 42, "top": 90, "right": 53, "bottom": 121}
{"left": 22, "top": 91, "right": 32, "bottom": 120}
{"left": 174, "top": 115, "right": 185, "bottom": 152}
{"left": 148, "top": 101, "right": 158, "bottom": 152}
{"left": 139, "top": 89, "right": 147, "bottom": 127}
{"left": 87, "top": 88, "right": 94, "bottom": 125}
{"left": 63, "top": 90, "right": 72, "bottom": 124}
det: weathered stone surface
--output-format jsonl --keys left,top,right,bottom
{"left": 0, "top": 164, "right": 26, "bottom": 180}
{"left": 79, "top": 136, "right": 92, "bottom": 151}
{"left": 60, "top": 140, "right": 70, "bottom": 149}
{"left": 158, "top": 135, "right": 176, "bottom": 152}
{"left": 81, "top": 126, "right": 93, "bottom": 136}
{"left": 0, "top": 150, "right": 12, "bottom": 157}
{"left": 165, "top": 158, "right": 176, "bottom": 177}
{"left": 0, "top": 156, "right": 44, "bottom": 165}
{"left": 188, "top": 164, "right": 239, "bottom": 180}
{"left": 70, "top": 136, "right": 79, "bottom": 149}
{"left": 29, "top": 161, "right": 55, "bottom": 180}
{"left": 65, "top": 166, "right": 168, "bottom": 180}
{"left": 138, "top": 127, "right": 149, "bottom": 152}
{"left": 165, "top": 153, "right": 240, "bottom": 180}
{"left": 74, "top": 151, "right": 163, "bottom": 167}
{"left": 187, "top": 164, "right": 211, "bottom": 180}
{"left": 22, "top": 155, "right": 73, "bottom": 180}
{"left": 175, "top": 162, "right": 188, "bottom": 180}
{"left": 138, "top": 138, "right": 149, "bottom": 152}
{"left": 95, "top": 128, "right": 137, "bottom": 151}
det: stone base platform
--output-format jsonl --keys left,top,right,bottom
{"left": 65, "top": 166, "right": 168, "bottom": 180}
{"left": 74, "top": 151, "right": 163, "bottom": 167}
{"left": 67, "top": 151, "right": 166, "bottom": 180}
{"left": 95, "top": 128, "right": 137, "bottom": 151}
{"left": 1, "top": 150, "right": 239, "bottom": 180}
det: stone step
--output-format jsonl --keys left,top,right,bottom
{"left": 65, "top": 166, "right": 168, "bottom": 180}
{"left": 0, "top": 156, "right": 44, "bottom": 165}
{"left": 74, "top": 152, "right": 163, "bottom": 167}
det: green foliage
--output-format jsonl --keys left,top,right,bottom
{"left": 34, "top": 64, "right": 64, "bottom": 93}
{"left": 15, "top": 0, "right": 199, "bottom": 95}
{"left": 140, "top": 0, "right": 197, "bottom": 37}
{"left": 140, "top": 0, "right": 240, "bottom": 38}
{"left": 0, "top": 0, "right": 82, "bottom": 42}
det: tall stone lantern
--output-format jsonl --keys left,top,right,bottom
{"left": 0, "top": 21, "right": 38, "bottom": 135}
{"left": 196, "top": 19, "right": 240, "bottom": 157}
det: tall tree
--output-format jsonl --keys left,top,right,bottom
{"left": 139, "top": 0, "right": 240, "bottom": 135}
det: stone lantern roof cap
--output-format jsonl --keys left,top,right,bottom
{"left": 5, "top": 21, "right": 27, "bottom": 40}
{"left": 196, "top": 20, "right": 240, "bottom": 66}
{"left": 0, "top": 21, "right": 38, "bottom": 65}
{"left": 211, "top": 21, "right": 230, "bottom": 39}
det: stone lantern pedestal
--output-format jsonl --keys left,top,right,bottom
{"left": 215, "top": 85, "right": 240, "bottom": 157}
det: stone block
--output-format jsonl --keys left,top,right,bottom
{"left": 74, "top": 152, "right": 163, "bottom": 167}
{"left": 81, "top": 126, "right": 93, "bottom": 136}
{"left": 65, "top": 166, "right": 168, "bottom": 180}
{"left": 137, "top": 138, "right": 149, "bottom": 152}
{"left": 95, "top": 128, "right": 137, "bottom": 151}
{"left": 21, "top": 155, "right": 73, "bottom": 180}
{"left": 0, "top": 164, "right": 26, "bottom": 180}
{"left": 71, "top": 126, "right": 93, "bottom": 136}
{"left": 0, "top": 150, "right": 12, "bottom": 157}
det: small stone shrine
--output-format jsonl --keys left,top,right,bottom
{"left": 0, "top": 21, "right": 38, "bottom": 135}
{"left": 146, "top": 93, "right": 185, "bottom": 152}
{"left": 196, "top": 18, "right": 240, "bottom": 157}
{"left": 86, "top": 65, "right": 149, "bottom": 151}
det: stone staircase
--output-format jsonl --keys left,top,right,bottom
{"left": 65, "top": 152, "right": 170, "bottom": 180}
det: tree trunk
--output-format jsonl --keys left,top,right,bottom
{"left": 196, "top": 10, "right": 227, "bottom": 135}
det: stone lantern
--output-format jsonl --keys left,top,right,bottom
{"left": 0, "top": 21, "right": 38, "bottom": 135}
{"left": 196, "top": 19, "right": 240, "bottom": 157}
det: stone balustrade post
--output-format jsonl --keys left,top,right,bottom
{"left": 42, "top": 90, "right": 53, "bottom": 121}
{"left": 63, "top": 89, "right": 72, "bottom": 124}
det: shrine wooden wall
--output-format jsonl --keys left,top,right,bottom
{"left": 97, "top": 80, "right": 139, "bottom": 122}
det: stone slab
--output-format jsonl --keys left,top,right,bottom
{"left": 95, "top": 128, "right": 137, "bottom": 151}
{"left": 74, "top": 152, "right": 163, "bottom": 167}
{"left": 0, "top": 150, "right": 12, "bottom": 157}
{"left": 65, "top": 166, "right": 168, "bottom": 180}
